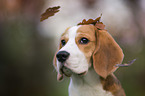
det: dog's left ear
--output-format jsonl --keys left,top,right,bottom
{"left": 93, "top": 29, "right": 124, "bottom": 79}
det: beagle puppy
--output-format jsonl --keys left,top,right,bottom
{"left": 53, "top": 25, "right": 126, "bottom": 96}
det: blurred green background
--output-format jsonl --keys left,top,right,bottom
{"left": 0, "top": 0, "right": 145, "bottom": 96}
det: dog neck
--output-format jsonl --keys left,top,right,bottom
{"left": 68, "top": 67, "right": 113, "bottom": 96}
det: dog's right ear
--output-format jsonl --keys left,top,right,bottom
{"left": 53, "top": 41, "right": 64, "bottom": 81}
{"left": 92, "top": 29, "right": 124, "bottom": 79}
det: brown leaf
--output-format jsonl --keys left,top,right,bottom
{"left": 78, "top": 16, "right": 101, "bottom": 25}
{"left": 40, "top": 6, "right": 60, "bottom": 22}
{"left": 77, "top": 14, "right": 105, "bottom": 30}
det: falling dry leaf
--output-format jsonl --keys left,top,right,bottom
{"left": 78, "top": 14, "right": 105, "bottom": 30}
{"left": 40, "top": 6, "right": 60, "bottom": 22}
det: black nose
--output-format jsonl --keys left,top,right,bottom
{"left": 56, "top": 51, "right": 70, "bottom": 62}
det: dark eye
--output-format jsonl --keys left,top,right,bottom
{"left": 61, "top": 40, "right": 66, "bottom": 46}
{"left": 79, "top": 37, "right": 89, "bottom": 44}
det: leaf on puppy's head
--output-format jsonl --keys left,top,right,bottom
{"left": 40, "top": 6, "right": 60, "bottom": 22}
{"left": 78, "top": 16, "right": 101, "bottom": 25}
{"left": 78, "top": 14, "right": 105, "bottom": 30}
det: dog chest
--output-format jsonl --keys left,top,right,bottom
{"left": 68, "top": 71, "right": 113, "bottom": 96}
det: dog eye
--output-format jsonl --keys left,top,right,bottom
{"left": 79, "top": 37, "right": 89, "bottom": 44}
{"left": 61, "top": 40, "right": 66, "bottom": 46}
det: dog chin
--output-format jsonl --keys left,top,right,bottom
{"left": 60, "top": 66, "right": 87, "bottom": 77}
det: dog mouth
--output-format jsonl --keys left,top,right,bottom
{"left": 60, "top": 65, "right": 87, "bottom": 77}
{"left": 60, "top": 66, "right": 72, "bottom": 77}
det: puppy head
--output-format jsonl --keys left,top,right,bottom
{"left": 53, "top": 25, "right": 124, "bottom": 81}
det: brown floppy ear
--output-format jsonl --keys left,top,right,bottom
{"left": 93, "top": 29, "right": 124, "bottom": 79}
{"left": 53, "top": 42, "right": 64, "bottom": 81}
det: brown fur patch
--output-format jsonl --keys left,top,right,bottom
{"left": 76, "top": 25, "right": 96, "bottom": 64}
{"left": 100, "top": 74, "right": 126, "bottom": 96}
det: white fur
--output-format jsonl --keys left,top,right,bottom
{"left": 57, "top": 26, "right": 113, "bottom": 96}
{"left": 69, "top": 68, "right": 113, "bottom": 96}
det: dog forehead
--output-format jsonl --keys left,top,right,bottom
{"left": 61, "top": 26, "right": 79, "bottom": 38}
{"left": 77, "top": 25, "right": 95, "bottom": 34}
{"left": 61, "top": 25, "right": 95, "bottom": 38}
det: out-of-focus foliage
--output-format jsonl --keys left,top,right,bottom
{"left": 0, "top": 0, "right": 145, "bottom": 96}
